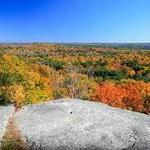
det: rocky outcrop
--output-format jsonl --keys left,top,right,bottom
{"left": 0, "top": 106, "right": 14, "bottom": 148}
{"left": 14, "top": 99, "right": 150, "bottom": 150}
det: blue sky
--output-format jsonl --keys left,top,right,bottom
{"left": 0, "top": 0, "right": 150, "bottom": 42}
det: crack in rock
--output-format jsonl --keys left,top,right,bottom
{"left": 0, "top": 106, "right": 15, "bottom": 149}
{"left": 2, "top": 116, "right": 29, "bottom": 150}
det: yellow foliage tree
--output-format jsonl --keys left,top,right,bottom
{"left": 4, "top": 85, "right": 26, "bottom": 107}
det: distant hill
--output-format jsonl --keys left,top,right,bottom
{"left": 62, "top": 43, "right": 150, "bottom": 50}
{"left": 0, "top": 43, "right": 150, "bottom": 50}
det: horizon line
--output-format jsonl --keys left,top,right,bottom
{"left": 0, "top": 42, "right": 150, "bottom": 44}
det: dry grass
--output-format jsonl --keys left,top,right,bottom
{"left": 2, "top": 117, "right": 29, "bottom": 150}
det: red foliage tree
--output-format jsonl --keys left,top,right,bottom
{"left": 92, "top": 81, "right": 150, "bottom": 114}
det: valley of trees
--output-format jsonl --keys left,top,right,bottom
{"left": 0, "top": 44, "right": 149, "bottom": 114}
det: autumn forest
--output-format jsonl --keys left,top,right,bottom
{"left": 0, "top": 44, "right": 149, "bottom": 114}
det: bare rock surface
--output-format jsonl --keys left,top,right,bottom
{"left": 0, "top": 105, "right": 14, "bottom": 148}
{"left": 14, "top": 99, "right": 150, "bottom": 150}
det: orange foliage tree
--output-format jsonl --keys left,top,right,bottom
{"left": 92, "top": 81, "right": 150, "bottom": 114}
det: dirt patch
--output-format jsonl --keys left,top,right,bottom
{"left": 2, "top": 117, "right": 29, "bottom": 150}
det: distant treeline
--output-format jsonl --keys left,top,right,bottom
{"left": 0, "top": 43, "right": 150, "bottom": 50}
